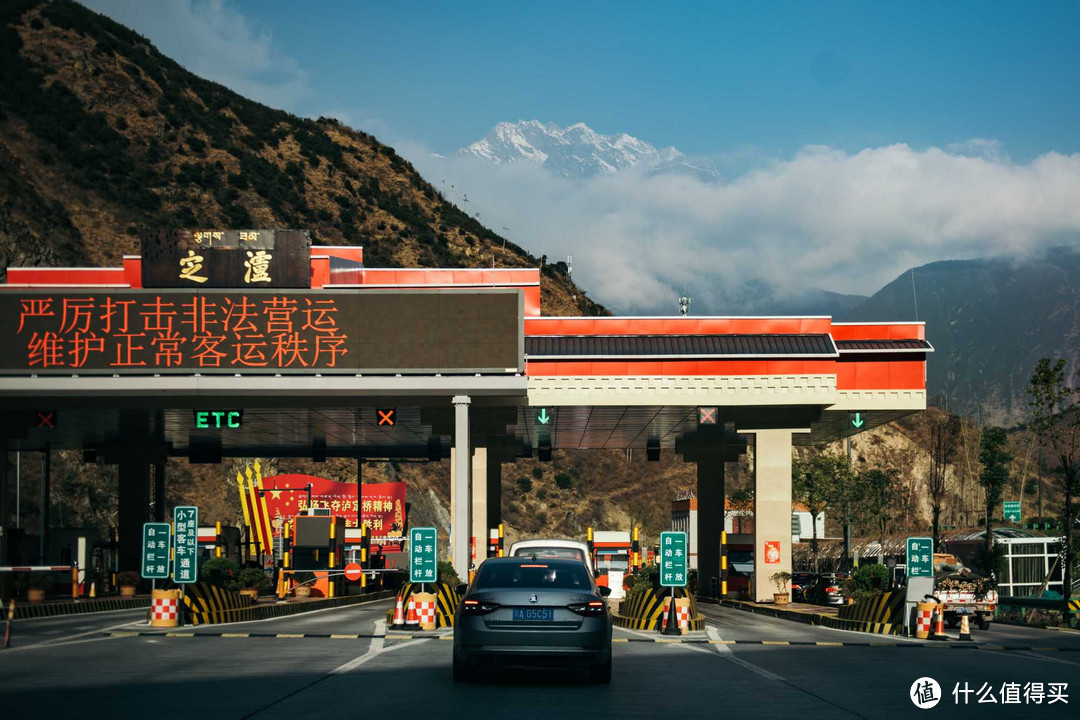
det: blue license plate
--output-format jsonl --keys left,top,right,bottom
{"left": 513, "top": 608, "right": 554, "bottom": 621}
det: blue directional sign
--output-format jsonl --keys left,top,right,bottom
{"left": 906, "top": 536, "right": 933, "bottom": 578}
{"left": 172, "top": 506, "right": 199, "bottom": 583}
{"left": 659, "top": 531, "right": 688, "bottom": 587}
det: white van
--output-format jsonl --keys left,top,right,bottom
{"left": 507, "top": 538, "right": 594, "bottom": 576}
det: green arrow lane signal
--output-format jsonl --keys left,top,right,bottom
{"left": 537, "top": 408, "right": 550, "bottom": 425}
{"left": 850, "top": 411, "right": 865, "bottom": 429}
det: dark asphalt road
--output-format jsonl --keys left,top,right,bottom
{"left": 2, "top": 599, "right": 1078, "bottom": 719}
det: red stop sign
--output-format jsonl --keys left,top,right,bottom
{"left": 343, "top": 563, "right": 363, "bottom": 582}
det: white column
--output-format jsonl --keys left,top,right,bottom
{"left": 451, "top": 395, "right": 471, "bottom": 581}
{"left": 748, "top": 429, "right": 795, "bottom": 603}
{"left": 470, "top": 446, "right": 488, "bottom": 567}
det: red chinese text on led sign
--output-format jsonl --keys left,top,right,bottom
{"left": 14, "top": 295, "right": 349, "bottom": 370}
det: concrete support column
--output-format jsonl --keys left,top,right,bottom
{"left": 0, "top": 440, "right": 8, "bottom": 567}
{"left": 118, "top": 463, "right": 151, "bottom": 573}
{"left": 696, "top": 456, "right": 724, "bottom": 598}
{"left": 39, "top": 447, "right": 50, "bottom": 564}
{"left": 486, "top": 455, "right": 502, "bottom": 555}
{"left": 749, "top": 429, "right": 795, "bottom": 603}
{"left": 154, "top": 461, "right": 166, "bottom": 523}
{"left": 451, "top": 395, "right": 471, "bottom": 581}
{"left": 470, "top": 446, "right": 487, "bottom": 567}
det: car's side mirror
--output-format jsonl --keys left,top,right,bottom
{"left": 455, "top": 583, "right": 469, "bottom": 595}
{"left": 597, "top": 585, "right": 612, "bottom": 597}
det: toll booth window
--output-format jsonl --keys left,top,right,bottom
{"left": 511, "top": 546, "right": 585, "bottom": 563}
{"left": 596, "top": 552, "right": 629, "bottom": 572}
{"left": 475, "top": 563, "right": 590, "bottom": 589}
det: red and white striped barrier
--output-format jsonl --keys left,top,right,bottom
{"left": 916, "top": 608, "right": 933, "bottom": 636}
{"left": 415, "top": 598, "right": 437, "bottom": 629}
{"left": 150, "top": 593, "right": 180, "bottom": 627}
{"left": 661, "top": 601, "right": 691, "bottom": 630}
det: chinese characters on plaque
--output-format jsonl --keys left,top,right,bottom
{"left": 141, "top": 229, "right": 310, "bottom": 289}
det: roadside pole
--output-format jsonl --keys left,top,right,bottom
{"left": 904, "top": 537, "right": 934, "bottom": 636}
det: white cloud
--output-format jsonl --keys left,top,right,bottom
{"left": 82, "top": 0, "right": 312, "bottom": 112}
{"left": 409, "top": 142, "right": 1080, "bottom": 314}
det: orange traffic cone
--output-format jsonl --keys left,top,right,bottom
{"left": 405, "top": 597, "right": 420, "bottom": 629}
{"left": 958, "top": 614, "right": 972, "bottom": 641}
{"left": 392, "top": 595, "right": 406, "bottom": 627}
{"left": 930, "top": 608, "right": 948, "bottom": 641}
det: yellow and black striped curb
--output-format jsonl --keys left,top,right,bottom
{"left": 13, "top": 596, "right": 151, "bottom": 620}
{"left": 717, "top": 598, "right": 899, "bottom": 636}
{"left": 182, "top": 585, "right": 394, "bottom": 625}
{"left": 103, "top": 630, "right": 1080, "bottom": 652}
{"left": 612, "top": 587, "right": 706, "bottom": 631}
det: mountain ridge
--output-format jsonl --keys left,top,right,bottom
{"left": 459, "top": 119, "right": 720, "bottom": 180}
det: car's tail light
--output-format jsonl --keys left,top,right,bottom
{"left": 825, "top": 586, "right": 839, "bottom": 593}
{"left": 568, "top": 600, "right": 606, "bottom": 617}
{"left": 461, "top": 598, "right": 500, "bottom": 616}
{"left": 791, "top": 584, "right": 802, "bottom": 590}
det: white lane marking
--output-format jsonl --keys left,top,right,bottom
{"left": 1, "top": 634, "right": 127, "bottom": 654}
{"left": 706, "top": 624, "right": 785, "bottom": 680}
{"left": 979, "top": 648, "right": 1080, "bottom": 667}
{"left": 327, "top": 620, "right": 430, "bottom": 674}
{"left": 5, "top": 618, "right": 145, "bottom": 651}
{"left": 156, "top": 595, "right": 394, "bottom": 632}
{"left": 13, "top": 607, "right": 148, "bottom": 625}
{"left": 701, "top": 603, "right": 925, "bottom": 643}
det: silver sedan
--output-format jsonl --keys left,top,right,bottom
{"left": 452, "top": 556, "right": 613, "bottom": 683}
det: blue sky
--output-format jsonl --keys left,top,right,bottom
{"left": 215, "top": 0, "right": 1080, "bottom": 161}
{"left": 82, "top": 1, "right": 1080, "bottom": 313}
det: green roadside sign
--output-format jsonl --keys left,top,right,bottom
{"left": 410, "top": 527, "right": 438, "bottom": 583}
{"left": 906, "top": 536, "right": 933, "bottom": 578}
{"left": 172, "top": 506, "right": 198, "bottom": 584}
{"left": 141, "top": 522, "right": 171, "bottom": 579}
{"left": 1003, "top": 500, "right": 1021, "bottom": 523}
{"left": 659, "top": 531, "right": 688, "bottom": 587}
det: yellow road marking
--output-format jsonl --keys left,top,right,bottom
{"left": 708, "top": 640, "right": 735, "bottom": 645}
{"left": 1031, "top": 647, "right": 1059, "bottom": 652}
{"left": 109, "top": 632, "right": 139, "bottom": 638}
{"left": 221, "top": 633, "right": 249, "bottom": 638}
{"left": 275, "top": 634, "right": 304, "bottom": 638}
{"left": 166, "top": 633, "right": 194, "bottom": 637}
{"left": 762, "top": 641, "right": 789, "bottom": 645}
{"left": 330, "top": 634, "right": 359, "bottom": 639}
{"left": 612, "top": 638, "right": 629, "bottom": 643}
{"left": 815, "top": 641, "right": 843, "bottom": 646}
{"left": 653, "top": 638, "right": 681, "bottom": 643}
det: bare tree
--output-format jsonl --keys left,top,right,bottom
{"left": 794, "top": 451, "right": 854, "bottom": 573}
{"left": 926, "top": 413, "right": 960, "bottom": 548}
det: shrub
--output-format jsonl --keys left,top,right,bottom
{"left": 437, "top": 560, "right": 460, "bottom": 586}
{"left": 116, "top": 570, "right": 142, "bottom": 588}
{"left": 199, "top": 557, "right": 239, "bottom": 590}
{"left": 237, "top": 568, "right": 273, "bottom": 594}
{"left": 844, "top": 564, "right": 891, "bottom": 604}
{"left": 627, "top": 564, "right": 659, "bottom": 594}
{"left": 554, "top": 473, "right": 573, "bottom": 490}
{"left": 515, "top": 476, "right": 532, "bottom": 493}
{"left": 532, "top": 467, "right": 543, "bottom": 480}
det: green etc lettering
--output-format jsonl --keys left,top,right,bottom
{"left": 195, "top": 410, "right": 242, "bottom": 429}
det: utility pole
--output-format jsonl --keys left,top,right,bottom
{"left": 844, "top": 435, "right": 852, "bottom": 570}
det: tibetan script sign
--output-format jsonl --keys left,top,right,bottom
{"left": 0, "top": 289, "right": 522, "bottom": 374}
{"left": 141, "top": 229, "right": 311, "bottom": 288}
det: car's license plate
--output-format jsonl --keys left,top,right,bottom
{"left": 513, "top": 608, "right": 554, "bottom": 621}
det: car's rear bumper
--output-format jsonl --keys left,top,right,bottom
{"left": 454, "top": 616, "right": 611, "bottom": 666}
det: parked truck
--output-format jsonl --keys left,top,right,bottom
{"left": 895, "top": 552, "right": 998, "bottom": 630}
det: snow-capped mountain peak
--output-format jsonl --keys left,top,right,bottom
{"left": 459, "top": 120, "right": 719, "bottom": 180}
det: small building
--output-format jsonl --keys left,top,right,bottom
{"left": 670, "top": 497, "right": 824, "bottom": 570}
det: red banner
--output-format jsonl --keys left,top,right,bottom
{"left": 260, "top": 474, "right": 406, "bottom": 538}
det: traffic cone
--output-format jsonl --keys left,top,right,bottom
{"left": 391, "top": 595, "right": 406, "bottom": 627}
{"left": 930, "top": 608, "right": 947, "bottom": 641}
{"left": 405, "top": 597, "right": 419, "bottom": 630}
{"left": 958, "top": 614, "right": 972, "bottom": 641}
{"left": 662, "top": 595, "right": 680, "bottom": 635}
{"left": 89, "top": 582, "right": 96, "bottom": 598}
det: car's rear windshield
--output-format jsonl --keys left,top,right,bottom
{"left": 511, "top": 546, "right": 586, "bottom": 563}
{"left": 476, "top": 562, "right": 591, "bottom": 589}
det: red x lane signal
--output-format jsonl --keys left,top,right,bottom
{"left": 37, "top": 410, "right": 57, "bottom": 429}
{"left": 697, "top": 407, "right": 718, "bottom": 425}
{"left": 377, "top": 408, "right": 396, "bottom": 427}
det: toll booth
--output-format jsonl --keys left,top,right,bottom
{"left": 291, "top": 515, "right": 347, "bottom": 597}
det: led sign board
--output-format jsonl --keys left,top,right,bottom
{"left": 194, "top": 410, "right": 242, "bottom": 429}
{"left": 0, "top": 289, "right": 523, "bottom": 374}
